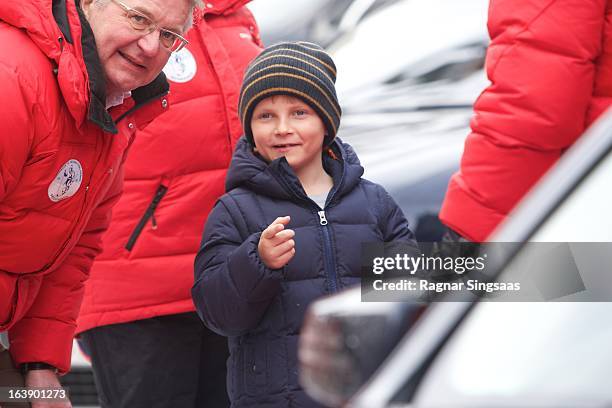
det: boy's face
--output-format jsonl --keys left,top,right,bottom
{"left": 251, "top": 95, "right": 326, "bottom": 172}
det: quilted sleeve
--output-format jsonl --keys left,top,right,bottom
{"left": 192, "top": 197, "right": 283, "bottom": 337}
{"left": 440, "top": 0, "right": 607, "bottom": 241}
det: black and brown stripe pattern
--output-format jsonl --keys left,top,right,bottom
{"left": 238, "top": 41, "right": 341, "bottom": 147}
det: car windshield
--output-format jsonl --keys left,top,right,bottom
{"left": 529, "top": 147, "right": 612, "bottom": 242}
{"left": 413, "top": 148, "right": 612, "bottom": 406}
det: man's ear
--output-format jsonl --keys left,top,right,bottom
{"left": 79, "top": 0, "right": 96, "bottom": 18}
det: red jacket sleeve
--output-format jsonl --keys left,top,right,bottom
{"left": 440, "top": 0, "right": 607, "bottom": 241}
{"left": 8, "top": 166, "right": 124, "bottom": 374}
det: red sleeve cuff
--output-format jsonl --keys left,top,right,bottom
{"left": 8, "top": 317, "right": 75, "bottom": 375}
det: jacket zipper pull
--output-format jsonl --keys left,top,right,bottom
{"left": 151, "top": 213, "right": 158, "bottom": 230}
{"left": 318, "top": 210, "right": 328, "bottom": 226}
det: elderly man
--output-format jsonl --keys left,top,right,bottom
{"left": 0, "top": 0, "right": 200, "bottom": 406}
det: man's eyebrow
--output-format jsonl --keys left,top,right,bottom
{"left": 132, "top": 5, "right": 184, "bottom": 33}
{"left": 132, "top": 5, "right": 154, "bottom": 19}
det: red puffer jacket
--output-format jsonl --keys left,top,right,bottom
{"left": 440, "top": 0, "right": 612, "bottom": 242}
{"left": 76, "top": 0, "right": 263, "bottom": 333}
{"left": 0, "top": 0, "right": 168, "bottom": 373}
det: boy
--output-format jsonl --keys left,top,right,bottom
{"left": 192, "top": 41, "right": 416, "bottom": 407}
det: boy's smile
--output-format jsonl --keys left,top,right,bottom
{"left": 272, "top": 142, "right": 301, "bottom": 153}
{"left": 251, "top": 95, "right": 326, "bottom": 176}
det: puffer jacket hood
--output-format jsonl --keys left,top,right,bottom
{"left": 226, "top": 136, "right": 364, "bottom": 201}
{"left": 0, "top": 0, "right": 64, "bottom": 58}
{"left": 0, "top": 0, "right": 89, "bottom": 129}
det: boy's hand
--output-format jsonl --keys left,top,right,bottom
{"left": 258, "top": 216, "right": 295, "bottom": 270}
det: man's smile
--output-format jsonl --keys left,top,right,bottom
{"left": 118, "top": 51, "right": 146, "bottom": 69}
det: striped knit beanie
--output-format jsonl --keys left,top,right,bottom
{"left": 239, "top": 41, "right": 341, "bottom": 147}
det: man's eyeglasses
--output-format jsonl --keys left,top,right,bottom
{"left": 111, "top": 0, "right": 189, "bottom": 53}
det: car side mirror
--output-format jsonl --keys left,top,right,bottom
{"left": 299, "top": 287, "right": 425, "bottom": 407}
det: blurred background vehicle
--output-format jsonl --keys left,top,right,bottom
{"left": 329, "top": 0, "right": 489, "bottom": 241}
{"left": 299, "top": 110, "right": 612, "bottom": 407}
{"left": 247, "top": 0, "right": 403, "bottom": 48}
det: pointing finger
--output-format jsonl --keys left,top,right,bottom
{"left": 262, "top": 222, "right": 284, "bottom": 239}
{"left": 271, "top": 216, "right": 291, "bottom": 227}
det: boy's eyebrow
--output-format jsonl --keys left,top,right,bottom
{"left": 252, "top": 106, "right": 274, "bottom": 114}
{"left": 289, "top": 101, "right": 315, "bottom": 109}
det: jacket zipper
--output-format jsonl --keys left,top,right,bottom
{"left": 271, "top": 158, "right": 345, "bottom": 293}
{"left": 317, "top": 210, "right": 339, "bottom": 293}
{"left": 125, "top": 185, "right": 168, "bottom": 251}
{"left": 314, "top": 155, "right": 345, "bottom": 293}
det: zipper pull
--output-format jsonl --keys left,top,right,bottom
{"left": 151, "top": 213, "right": 158, "bottom": 230}
{"left": 318, "top": 210, "right": 328, "bottom": 226}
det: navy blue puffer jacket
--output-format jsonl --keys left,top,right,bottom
{"left": 193, "top": 137, "right": 416, "bottom": 407}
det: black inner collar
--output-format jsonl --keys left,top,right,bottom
{"left": 52, "top": 0, "right": 73, "bottom": 44}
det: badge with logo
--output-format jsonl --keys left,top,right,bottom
{"left": 163, "top": 48, "right": 197, "bottom": 83}
{"left": 48, "top": 159, "right": 83, "bottom": 202}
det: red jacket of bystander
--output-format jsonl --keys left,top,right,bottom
{"left": 440, "top": 0, "right": 612, "bottom": 242}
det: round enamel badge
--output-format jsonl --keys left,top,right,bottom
{"left": 163, "top": 48, "right": 197, "bottom": 83}
{"left": 48, "top": 159, "right": 83, "bottom": 202}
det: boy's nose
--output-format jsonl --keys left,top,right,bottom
{"left": 274, "top": 117, "right": 292, "bottom": 135}
{"left": 274, "top": 127, "right": 290, "bottom": 136}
